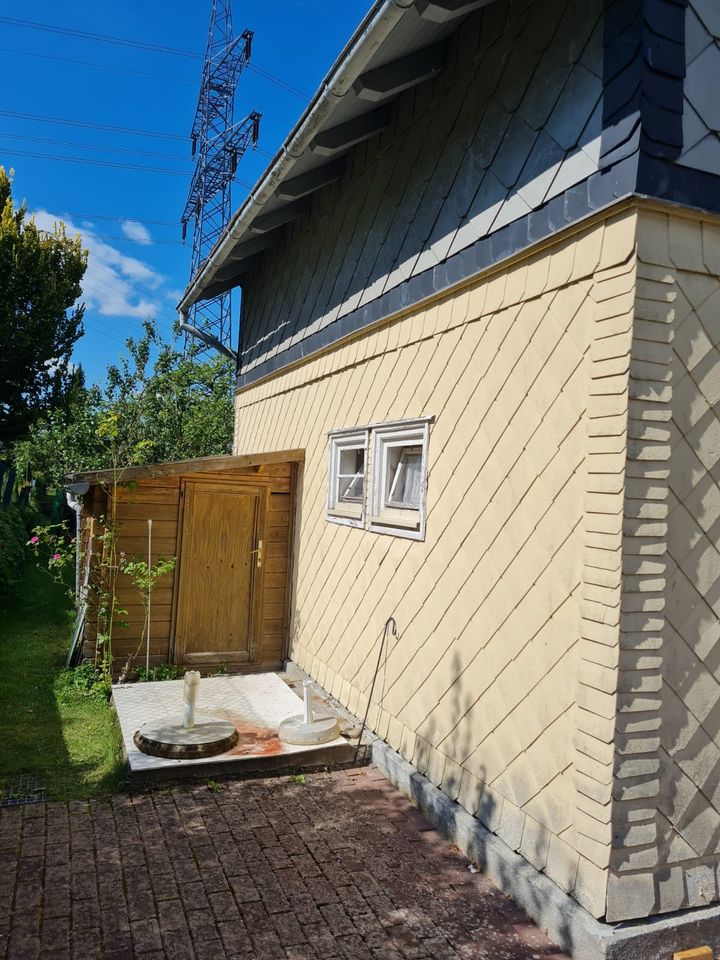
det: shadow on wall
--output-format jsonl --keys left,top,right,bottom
{"left": 369, "top": 643, "right": 575, "bottom": 953}
{"left": 647, "top": 282, "right": 720, "bottom": 915}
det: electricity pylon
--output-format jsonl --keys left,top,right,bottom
{"left": 182, "top": 0, "right": 260, "bottom": 351}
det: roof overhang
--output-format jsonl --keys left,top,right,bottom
{"left": 69, "top": 450, "right": 305, "bottom": 486}
{"left": 177, "top": 0, "right": 497, "bottom": 314}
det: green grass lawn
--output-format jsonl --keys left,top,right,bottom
{"left": 0, "top": 564, "right": 125, "bottom": 801}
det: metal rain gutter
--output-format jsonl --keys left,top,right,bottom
{"left": 177, "top": 0, "right": 417, "bottom": 316}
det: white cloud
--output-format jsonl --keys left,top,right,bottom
{"left": 120, "top": 219, "right": 152, "bottom": 245}
{"left": 31, "top": 210, "right": 167, "bottom": 320}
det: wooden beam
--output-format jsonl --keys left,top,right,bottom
{"left": 309, "top": 106, "right": 392, "bottom": 157}
{"left": 197, "top": 275, "right": 241, "bottom": 300}
{"left": 353, "top": 42, "right": 447, "bottom": 102}
{"left": 275, "top": 158, "right": 346, "bottom": 201}
{"left": 248, "top": 198, "right": 309, "bottom": 234}
{"left": 225, "top": 234, "right": 275, "bottom": 261}
{"left": 70, "top": 450, "right": 306, "bottom": 485}
{"left": 214, "top": 253, "right": 268, "bottom": 282}
{"left": 416, "top": 0, "right": 496, "bottom": 22}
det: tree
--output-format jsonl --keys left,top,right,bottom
{"left": 0, "top": 167, "right": 87, "bottom": 446}
{"left": 13, "top": 321, "right": 235, "bottom": 485}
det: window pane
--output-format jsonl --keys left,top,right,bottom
{"left": 338, "top": 473, "right": 364, "bottom": 501}
{"left": 397, "top": 452, "right": 422, "bottom": 505}
{"left": 386, "top": 447, "right": 422, "bottom": 508}
{"left": 337, "top": 447, "right": 364, "bottom": 502}
{"left": 339, "top": 448, "right": 364, "bottom": 476}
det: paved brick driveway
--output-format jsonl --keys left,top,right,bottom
{"left": 0, "top": 767, "right": 568, "bottom": 960}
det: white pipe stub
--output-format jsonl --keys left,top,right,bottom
{"left": 278, "top": 680, "right": 341, "bottom": 745}
{"left": 134, "top": 672, "right": 239, "bottom": 759}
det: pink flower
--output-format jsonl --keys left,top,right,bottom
{"left": 52, "top": 553, "right": 61, "bottom": 561}
{"left": 30, "top": 536, "right": 39, "bottom": 545}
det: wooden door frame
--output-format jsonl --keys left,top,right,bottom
{"left": 280, "top": 462, "right": 299, "bottom": 665}
{"left": 169, "top": 477, "right": 269, "bottom": 667}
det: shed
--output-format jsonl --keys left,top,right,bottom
{"left": 72, "top": 451, "right": 302, "bottom": 675}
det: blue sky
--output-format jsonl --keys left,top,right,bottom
{"left": 2, "top": 0, "right": 371, "bottom": 383}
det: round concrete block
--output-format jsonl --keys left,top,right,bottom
{"left": 278, "top": 714, "right": 340, "bottom": 746}
{"left": 134, "top": 720, "right": 239, "bottom": 760}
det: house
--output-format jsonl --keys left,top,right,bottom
{"left": 181, "top": 0, "right": 720, "bottom": 952}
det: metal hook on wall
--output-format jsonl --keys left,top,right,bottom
{"left": 354, "top": 615, "right": 399, "bottom": 763}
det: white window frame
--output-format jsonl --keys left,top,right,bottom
{"left": 368, "top": 420, "right": 430, "bottom": 541}
{"left": 327, "top": 418, "right": 431, "bottom": 539}
{"left": 326, "top": 430, "right": 368, "bottom": 528}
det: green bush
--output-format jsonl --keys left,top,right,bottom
{"left": 55, "top": 661, "right": 112, "bottom": 702}
{"left": 0, "top": 507, "right": 28, "bottom": 605}
{"left": 136, "top": 663, "right": 185, "bottom": 682}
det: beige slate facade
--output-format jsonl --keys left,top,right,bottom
{"left": 232, "top": 205, "right": 720, "bottom": 922}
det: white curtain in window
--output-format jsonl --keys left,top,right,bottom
{"left": 397, "top": 451, "right": 422, "bottom": 506}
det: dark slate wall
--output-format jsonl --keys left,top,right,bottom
{"left": 600, "top": 0, "right": 686, "bottom": 167}
{"left": 678, "top": 0, "right": 720, "bottom": 174}
{"left": 238, "top": 0, "right": 605, "bottom": 379}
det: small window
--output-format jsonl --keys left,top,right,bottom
{"left": 369, "top": 422, "right": 429, "bottom": 540}
{"left": 327, "top": 431, "right": 367, "bottom": 526}
{"left": 327, "top": 419, "right": 430, "bottom": 539}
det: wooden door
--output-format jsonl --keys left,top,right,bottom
{"left": 174, "top": 481, "right": 265, "bottom": 667}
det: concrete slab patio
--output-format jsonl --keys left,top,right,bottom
{"left": 112, "top": 674, "right": 352, "bottom": 780}
{"left": 0, "top": 766, "right": 568, "bottom": 960}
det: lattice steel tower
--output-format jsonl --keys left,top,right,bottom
{"left": 182, "top": 0, "right": 260, "bottom": 350}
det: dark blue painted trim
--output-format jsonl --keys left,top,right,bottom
{"left": 236, "top": 158, "right": 638, "bottom": 390}
{"left": 637, "top": 158, "right": 720, "bottom": 214}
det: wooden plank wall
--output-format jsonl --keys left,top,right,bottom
{"left": 264, "top": 485, "right": 292, "bottom": 665}
{"left": 81, "top": 463, "right": 294, "bottom": 674}
{"left": 83, "top": 478, "right": 180, "bottom": 670}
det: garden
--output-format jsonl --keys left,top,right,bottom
{"left": 0, "top": 166, "right": 235, "bottom": 803}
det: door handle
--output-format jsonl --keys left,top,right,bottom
{"left": 250, "top": 538, "right": 263, "bottom": 569}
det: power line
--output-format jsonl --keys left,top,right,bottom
{"left": 80, "top": 285, "right": 177, "bottom": 341}
{"left": 246, "top": 64, "right": 310, "bottom": 101}
{"left": 86, "top": 233, "right": 184, "bottom": 246}
{"left": 0, "top": 15, "right": 312, "bottom": 100}
{"left": 86, "top": 262, "right": 181, "bottom": 319}
{"left": 79, "top": 286, "right": 163, "bottom": 343}
{"left": 0, "top": 16, "right": 202, "bottom": 59}
{"left": 47, "top": 211, "right": 179, "bottom": 227}
{"left": 309, "top": 0, "right": 358, "bottom": 26}
{"left": 0, "top": 45, "right": 196, "bottom": 84}
{"left": 0, "top": 111, "right": 275, "bottom": 160}
{"left": 0, "top": 131, "right": 193, "bottom": 164}
{"left": 0, "top": 47, "right": 297, "bottom": 126}
{"left": 77, "top": 307, "right": 143, "bottom": 346}
{"left": 4, "top": 146, "right": 255, "bottom": 187}
{"left": 4, "top": 147, "right": 193, "bottom": 177}
{"left": 0, "top": 108, "right": 187, "bottom": 142}
{"left": 85, "top": 263, "right": 182, "bottom": 330}
{"left": 37, "top": 217, "right": 184, "bottom": 245}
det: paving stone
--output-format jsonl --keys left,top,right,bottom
{"left": 131, "top": 918, "right": 163, "bottom": 954}
{"left": 0, "top": 767, "right": 566, "bottom": 959}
